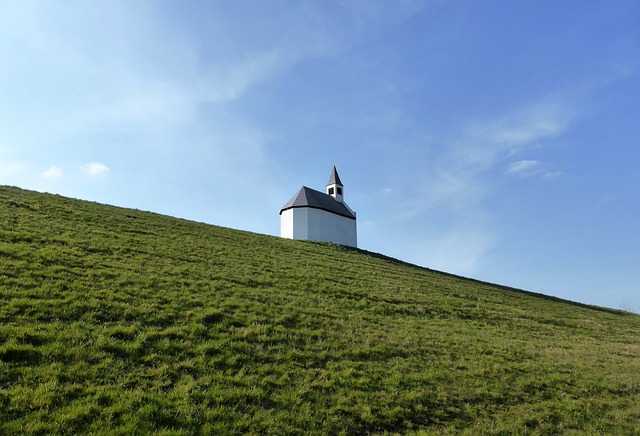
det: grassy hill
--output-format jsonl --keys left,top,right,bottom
{"left": 1, "top": 185, "right": 639, "bottom": 434}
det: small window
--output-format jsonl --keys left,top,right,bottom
{"left": 328, "top": 187, "right": 335, "bottom": 195}
{"left": 337, "top": 187, "right": 342, "bottom": 195}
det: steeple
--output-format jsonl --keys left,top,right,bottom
{"left": 326, "top": 166, "right": 344, "bottom": 202}
{"left": 280, "top": 165, "right": 357, "bottom": 247}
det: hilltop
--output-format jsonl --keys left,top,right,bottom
{"left": 1, "top": 186, "right": 639, "bottom": 434}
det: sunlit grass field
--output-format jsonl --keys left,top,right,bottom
{"left": 1, "top": 185, "right": 639, "bottom": 434}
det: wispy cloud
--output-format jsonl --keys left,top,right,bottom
{"left": 543, "top": 171, "right": 563, "bottom": 180}
{"left": 507, "top": 159, "right": 542, "bottom": 176}
{"left": 459, "top": 101, "right": 575, "bottom": 168}
{"left": 83, "top": 162, "right": 110, "bottom": 177}
{"left": 382, "top": 99, "right": 577, "bottom": 275}
{"left": 0, "top": 1, "right": 369, "bottom": 188}
{"left": 404, "top": 101, "right": 575, "bottom": 212}
{"left": 506, "top": 160, "right": 564, "bottom": 180}
{"left": 42, "top": 166, "right": 64, "bottom": 178}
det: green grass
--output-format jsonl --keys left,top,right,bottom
{"left": 1, "top": 185, "right": 639, "bottom": 434}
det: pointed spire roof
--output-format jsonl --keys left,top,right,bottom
{"left": 326, "top": 166, "right": 343, "bottom": 186}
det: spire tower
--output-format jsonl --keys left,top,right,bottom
{"left": 326, "top": 166, "right": 344, "bottom": 202}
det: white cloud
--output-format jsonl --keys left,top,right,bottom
{"left": 543, "top": 171, "right": 563, "bottom": 180}
{"left": 382, "top": 99, "right": 577, "bottom": 276}
{"left": 506, "top": 160, "right": 542, "bottom": 176}
{"left": 0, "top": 0, "right": 372, "bottom": 187}
{"left": 457, "top": 101, "right": 575, "bottom": 171}
{"left": 83, "top": 162, "right": 110, "bottom": 176}
{"left": 403, "top": 101, "right": 574, "bottom": 214}
{"left": 506, "top": 160, "right": 564, "bottom": 180}
{"left": 42, "top": 166, "right": 64, "bottom": 178}
{"left": 489, "top": 103, "right": 574, "bottom": 146}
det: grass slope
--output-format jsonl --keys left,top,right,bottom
{"left": 1, "top": 186, "right": 639, "bottom": 434}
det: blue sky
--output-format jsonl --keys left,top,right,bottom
{"left": 2, "top": 1, "right": 639, "bottom": 311}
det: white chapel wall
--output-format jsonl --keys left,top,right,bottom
{"left": 306, "top": 208, "right": 357, "bottom": 247}
{"left": 292, "top": 208, "right": 309, "bottom": 240}
{"left": 281, "top": 207, "right": 357, "bottom": 247}
{"left": 281, "top": 208, "right": 310, "bottom": 240}
{"left": 280, "top": 209, "right": 294, "bottom": 239}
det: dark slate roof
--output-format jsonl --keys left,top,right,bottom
{"left": 326, "top": 166, "right": 343, "bottom": 186}
{"left": 280, "top": 186, "right": 356, "bottom": 219}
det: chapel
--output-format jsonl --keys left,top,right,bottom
{"left": 279, "top": 166, "right": 357, "bottom": 247}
